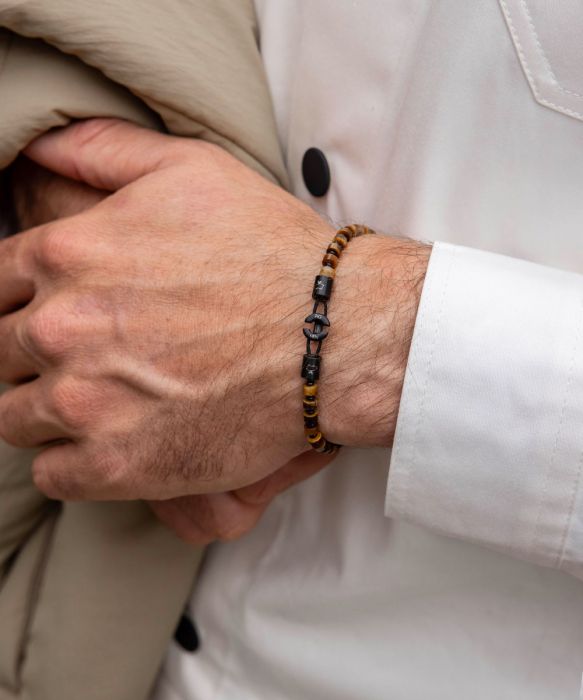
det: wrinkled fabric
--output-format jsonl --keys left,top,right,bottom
{"left": 0, "top": 2, "right": 285, "bottom": 699}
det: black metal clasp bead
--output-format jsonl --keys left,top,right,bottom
{"left": 313, "top": 274, "right": 333, "bottom": 301}
{"left": 303, "top": 311, "right": 330, "bottom": 342}
{"left": 301, "top": 353, "right": 321, "bottom": 382}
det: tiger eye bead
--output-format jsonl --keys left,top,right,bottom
{"left": 312, "top": 437, "right": 328, "bottom": 452}
{"left": 303, "top": 408, "right": 319, "bottom": 418}
{"left": 334, "top": 233, "right": 348, "bottom": 249}
{"left": 322, "top": 253, "right": 339, "bottom": 269}
{"left": 326, "top": 242, "right": 342, "bottom": 257}
{"left": 303, "top": 384, "right": 318, "bottom": 397}
{"left": 319, "top": 266, "right": 335, "bottom": 278}
{"left": 307, "top": 431, "right": 323, "bottom": 444}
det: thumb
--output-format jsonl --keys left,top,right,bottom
{"left": 234, "top": 450, "right": 336, "bottom": 506}
{"left": 24, "top": 119, "right": 176, "bottom": 192}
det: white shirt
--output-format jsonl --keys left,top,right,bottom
{"left": 153, "top": 1, "right": 583, "bottom": 698}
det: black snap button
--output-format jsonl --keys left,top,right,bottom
{"left": 173, "top": 614, "right": 200, "bottom": 653}
{"left": 302, "top": 148, "right": 330, "bottom": 197}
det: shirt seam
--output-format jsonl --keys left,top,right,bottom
{"left": 533, "top": 294, "right": 583, "bottom": 564}
{"left": 556, "top": 295, "right": 583, "bottom": 568}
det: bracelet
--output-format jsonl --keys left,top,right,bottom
{"left": 301, "top": 224, "right": 376, "bottom": 453}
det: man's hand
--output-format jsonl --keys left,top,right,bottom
{"left": 8, "top": 146, "right": 333, "bottom": 544}
{"left": 0, "top": 119, "right": 429, "bottom": 513}
{"left": 10, "top": 154, "right": 107, "bottom": 230}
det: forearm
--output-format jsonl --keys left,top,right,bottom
{"left": 316, "top": 234, "right": 431, "bottom": 449}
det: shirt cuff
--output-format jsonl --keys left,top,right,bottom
{"left": 386, "top": 242, "right": 583, "bottom": 576}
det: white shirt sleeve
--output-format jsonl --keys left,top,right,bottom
{"left": 386, "top": 242, "right": 583, "bottom": 579}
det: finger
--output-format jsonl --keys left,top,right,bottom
{"left": 24, "top": 119, "right": 178, "bottom": 192}
{"left": 32, "top": 440, "right": 112, "bottom": 501}
{"left": 31, "top": 442, "right": 83, "bottom": 500}
{"left": 149, "top": 492, "right": 267, "bottom": 546}
{"left": 12, "top": 156, "right": 107, "bottom": 229}
{"left": 234, "top": 450, "right": 336, "bottom": 506}
{"left": 0, "top": 380, "right": 69, "bottom": 447}
{"left": 0, "top": 306, "right": 39, "bottom": 383}
{"left": 0, "top": 232, "right": 36, "bottom": 313}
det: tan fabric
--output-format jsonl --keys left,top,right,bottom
{"left": 0, "top": 2, "right": 285, "bottom": 699}
{"left": 0, "top": 1, "right": 286, "bottom": 184}
{"left": 0, "top": 30, "right": 162, "bottom": 169}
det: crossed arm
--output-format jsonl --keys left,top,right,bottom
{"left": 2, "top": 119, "right": 430, "bottom": 542}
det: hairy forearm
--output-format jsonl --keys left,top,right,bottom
{"left": 314, "top": 234, "right": 431, "bottom": 449}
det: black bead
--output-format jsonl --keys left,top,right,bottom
{"left": 301, "top": 147, "right": 331, "bottom": 197}
{"left": 313, "top": 275, "right": 333, "bottom": 301}
{"left": 173, "top": 614, "right": 200, "bottom": 653}
{"left": 301, "top": 353, "right": 321, "bottom": 381}
{"left": 304, "top": 416, "right": 319, "bottom": 429}
{"left": 323, "top": 441, "right": 339, "bottom": 454}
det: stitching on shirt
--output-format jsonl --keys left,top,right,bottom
{"left": 520, "top": 0, "right": 583, "bottom": 100}
{"left": 499, "top": 0, "right": 583, "bottom": 120}
{"left": 558, "top": 448, "right": 583, "bottom": 569}
{"left": 406, "top": 245, "right": 455, "bottom": 516}
{"left": 534, "top": 295, "right": 583, "bottom": 564}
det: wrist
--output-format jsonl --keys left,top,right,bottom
{"left": 315, "top": 233, "right": 431, "bottom": 448}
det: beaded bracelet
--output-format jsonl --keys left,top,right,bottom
{"left": 302, "top": 224, "right": 376, "bottom": 453}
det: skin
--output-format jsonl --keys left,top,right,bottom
{"left": 3, "top": 118, "right": 430, "bottom": 544}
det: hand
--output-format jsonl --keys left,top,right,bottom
{"left": 10, "top": 154, "right": 106, "bottom": 230}
{"left": 150, "top": 450, "right": 334, "bottom": 544}
{"left": 0, "top": 119, "right": 429, "bottom": 508}
{"left": 8, "top": 146, "right": 334, "bottom": 544}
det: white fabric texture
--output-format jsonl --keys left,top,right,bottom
{"left": 387, "top": 242, "right": 583, "bottom": 577}
{"left": 153, "top": 1, "right": 583, "bottom": 698}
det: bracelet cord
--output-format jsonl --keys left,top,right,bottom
{"left": 301, "top": 224, "right": 376, "bottom": 453}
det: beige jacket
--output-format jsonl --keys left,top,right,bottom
{"left": 0, "top": 3, "right": 285, "bottom": 699}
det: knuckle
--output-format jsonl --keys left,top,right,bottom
{"left": 49, "top": 379, "right": 94, "bottom": 430}
{"left": 23, "top": 306, "right": 70, "bottom": 359}
{"left": 35, "top": 226, "right": 84, "bottom": 275}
